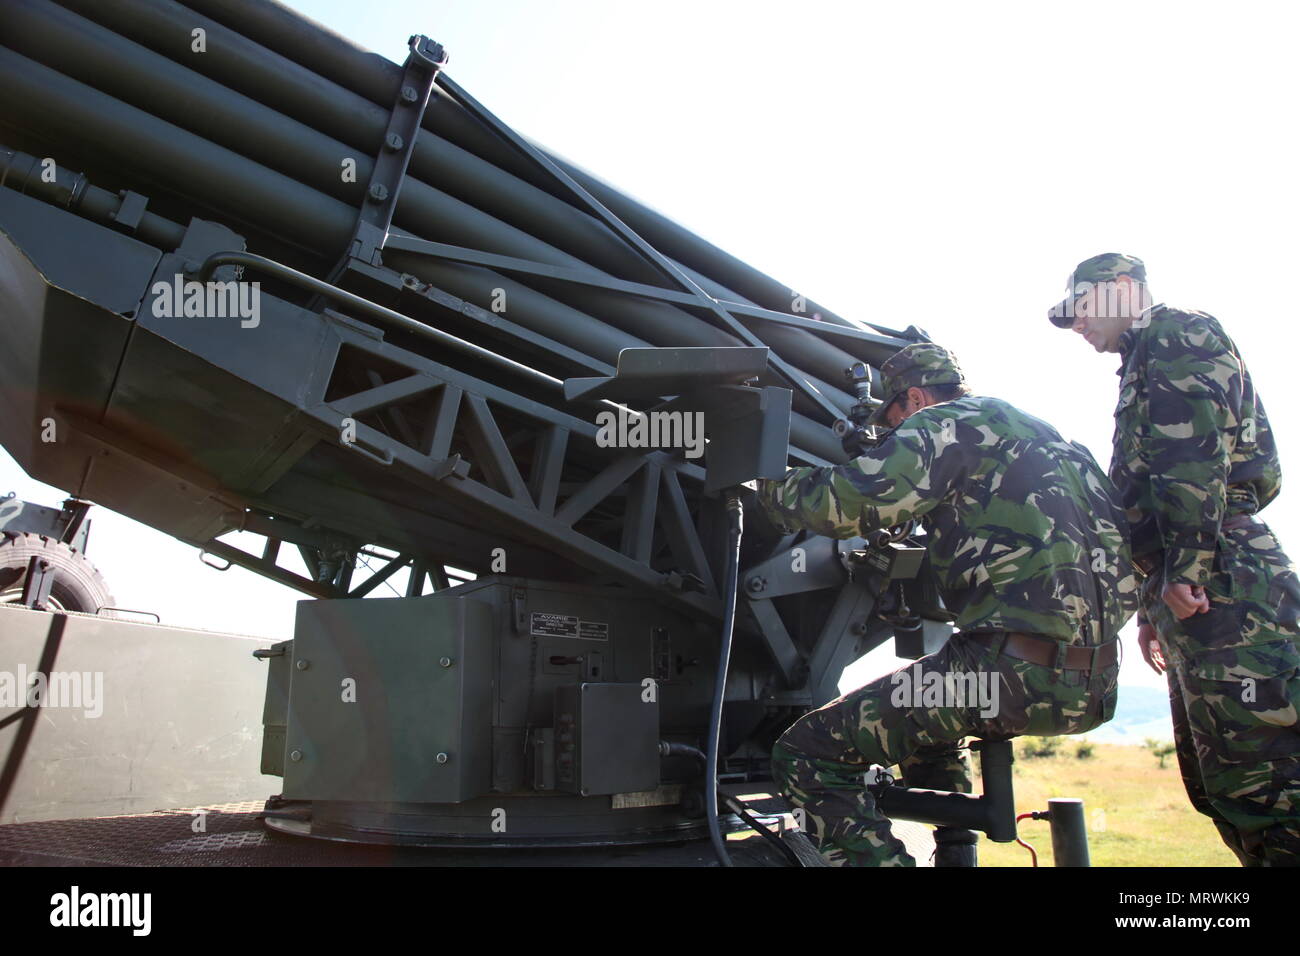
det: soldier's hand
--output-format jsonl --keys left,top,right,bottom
{"left": 1137, "top": 619, "right": 1165, "bottom": 675}
{"left": 1162, "top": 582, "right": 1210, "bottom": 619}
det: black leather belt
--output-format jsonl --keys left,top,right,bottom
{"left": 965, "top": 631, "right": 1119, "bottom": 673}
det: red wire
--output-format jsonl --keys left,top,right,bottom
{"left": 1014, "top": 812, "right": 1039, "bottom": 867}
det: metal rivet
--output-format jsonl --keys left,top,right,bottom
{"left": 368, "top": 183, "right": 389, "bottom": 202}
{"left": 385, "top": 132, "right": 404, "bottom": 151}
{"left": 439, "top": 656, "right": 453, "bottom": 667}
{"left": 435, "top": 752, "right": 449, "bottom": 764}
{"left": 400, "top": 85, "right": 418, "bottom": 103}
{"left": 290, "top": 750, "right": 303, "bottom": 762}
{"left": 296, "top": 659, "right": 309, "bottom": 670}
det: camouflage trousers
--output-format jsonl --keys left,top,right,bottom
{"left": 1143, "top": 518, "right": 1300, "bottom": 867}
{"left": 771, "top": 632, "right": 1119, "bottom": 866}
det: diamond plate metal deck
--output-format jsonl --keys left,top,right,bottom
{"left": 0, "top": 800, "right": 789, "bottom": 867}
{"left": 0, "top": 798, "right": 937, "bottom": 867}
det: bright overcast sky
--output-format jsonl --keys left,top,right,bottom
{"left": 3, "top": 0, "right": 1297, "bottom": 696}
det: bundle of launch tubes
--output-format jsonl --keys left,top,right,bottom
{"left": 0, "top": 0, "right": 921, "bottom": 458}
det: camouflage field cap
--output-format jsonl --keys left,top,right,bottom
{"left": 869, "top": 343, "right": 967, "bottom": 426}
{"left": 1048, "top": 252, "right": 1146, "bottom": 328}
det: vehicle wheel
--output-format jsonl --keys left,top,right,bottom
{"left": 0, "top": 532, "right": 115, "bottom": 614}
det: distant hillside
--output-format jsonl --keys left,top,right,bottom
{"left": 1081, "top": 684, "right": 1173, "bottom": 745}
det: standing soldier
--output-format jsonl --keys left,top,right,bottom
{"left": 758, "top": 343, "right": 1137, "bottom": 866}
{"left": 1049, "top": 252, "right": 1300, "bottom": 866}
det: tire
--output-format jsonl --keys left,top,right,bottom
{"left": 0, "top": 532, "right": 116, "bottom": 614}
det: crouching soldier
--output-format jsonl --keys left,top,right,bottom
{"left": 758, "top": 343, "right": 1138, "bottom": 866}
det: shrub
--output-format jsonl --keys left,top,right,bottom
{"left": 1142, "top": 737, "right": 1177, "bottom": 768}
{"left": 1019, "top": 736, "right": 1061, "bottom": 758}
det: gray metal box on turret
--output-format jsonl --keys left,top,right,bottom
{"left": 554, "top": 683, "right": 659, "bottom": 796}
{"left": 280, "top": 592, "right": 496, "bottom": 804}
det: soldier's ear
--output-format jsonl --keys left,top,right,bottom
{"left": 908, "top": 386, "right": 930, "bottom": 409}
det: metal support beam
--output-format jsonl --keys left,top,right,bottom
{"left": 349, "top": 551, "right": 412, "bottom": 598}
{"left": 203, "top": 538, "right": 335, "bottom": 598}
{"left": 805, "top": 577, "right": 881, "bottom": 706}
{"left": 19, "top": 556, "right": 55, "bottom": 610}
{"left": 381, "top": 234, "right": 912, "bottom": 350}
{"left": 745, "top": 597, "right": 804, "bottom": 688}
{"left": 336, "top": 35, "right": 447, "bottom": 271}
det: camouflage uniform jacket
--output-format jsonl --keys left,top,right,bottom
{"left": 758, "top": 395, "right": 1138, "bottom": 644}
{"left": 1111, "top": 304, "right": 1282, "bottom": 588}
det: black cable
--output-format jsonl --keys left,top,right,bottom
{"left": 659, "top": 740, "right": 805, "bottom": 867}
{"left": 721, "top": 794, "right": 804, "bottom": 867}
{"left": 705, "top": 490, "right": 746, "bottom": 867}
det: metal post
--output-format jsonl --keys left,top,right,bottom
{"left": 977, "top": 738, "right": 1018, "bottom": 842}
{"left": 1048, "top": 797, "right": 1091, "bottom": 866}
{"left": 933, "top": 826, "right": 979, "bottom": 867}
{"left": 20, "top": 557, "right": 54, "bottom": 610}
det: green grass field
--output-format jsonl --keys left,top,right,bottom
{"left": 974, "top": 739, "right": 1240, "bottom": 867}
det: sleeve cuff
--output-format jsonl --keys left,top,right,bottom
{"left": 756, "top": 477, "right": 799, "bottom": 534}
{"left": 1164, "top": 544, "right": 1214, "bottom": 587}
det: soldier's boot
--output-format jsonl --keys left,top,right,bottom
{"left": 772, "top": 742, "right": 914, "bottom": 867}
{"left": 933, "top": 826, "right": 979, "bottom": 867}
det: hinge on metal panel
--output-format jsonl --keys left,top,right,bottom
{"left": 512, "top": 587, "right": 528, "bottom": 634}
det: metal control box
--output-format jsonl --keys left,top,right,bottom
{"left": 554, "top": 682, "right": 660, "bottom": 796}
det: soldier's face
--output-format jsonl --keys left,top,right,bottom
{"left": 884, "top": 389, "right": 925, "bottom": 427}
{"left": 1069, "top": 283, "right": 1131, "bottom": 353}
{"left": 883, "top": 397, "right": 907, "bottom": 428}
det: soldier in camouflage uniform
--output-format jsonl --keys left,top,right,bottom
{"left": 1050, "top": 252, "right": 1300, "bottom": 866}
{"left": 758, "top": 343, "right": 1138, "bottom": 866}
